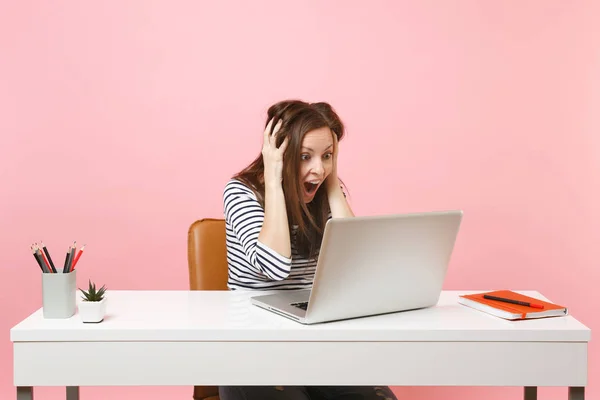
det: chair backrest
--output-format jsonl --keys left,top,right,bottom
{"left": 187, "top": 218, "right": 229, "bottom": 291}
{"left": 187, "top": 218, "right": 228, "bottom": 400}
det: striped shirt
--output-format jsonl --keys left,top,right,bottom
{"left": 223, "top": 179, "right": 320, "bottom": 291}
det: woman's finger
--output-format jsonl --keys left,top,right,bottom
{"left": 269, "top": 119, "right": 282, "bottom": 146}
{"left": 263, "top": 118, "right": 274, "bottom": 145}
{"left": 278, "top": 135, "right": 290, "bottom": 153}
{"left": 332, "top": 131, "right": 338, "bottom": 155}
{"left": 272, "top": 119, "right": 282, "bottom": 136}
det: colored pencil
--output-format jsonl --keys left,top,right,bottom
{"left": 36, "top": 244, "right": 53, "bottom": 273}
{"left": 40, "top": 241, "right": 57, "bottom": 273}
{"left": 62, "top": 246, "right": 72, "bottom": 273}
{"left": 70, "top": 244, "right": 85, "bottom": 271}
{"left": 66, "top": 241, "right": 76, "bottom": 272}
{"left": 31, "top": 245, "right": 45, "bottom": 272}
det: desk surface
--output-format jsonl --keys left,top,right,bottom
{"left": 10, "top": 290, "right": 590, "bottom": 343}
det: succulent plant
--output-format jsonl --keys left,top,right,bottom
{"left": 79, "top": 279, "right": 106, "bottom": 302}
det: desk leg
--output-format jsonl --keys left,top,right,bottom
{"left": 569, "top": 387, "right": 584, "bottom": 400}
{"left": 17, "top": 387, "right": 33, "bottom": 400}
{"left": 66, "top": 386, "right": 79, "bottom": 400}
{"left": 524, "top": 386, "right": 537, "bottom": 400}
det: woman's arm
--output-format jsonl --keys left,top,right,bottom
{"left": 258, "top": 181, "right": 291, "bottom": 258}
{"left": 224, "top": 180, "right": 292, "bottom": 281}
{"left": 327, "top": 181, "right": 355, "bottom": 218}
{"left": 258, "top": 118, "right": 292, "bottom": 258}
{"left": 223, "top": 119, "right": 293, "bottom": 281}
{"left": 326, "top": 132, "right": 355, "bottom": 218}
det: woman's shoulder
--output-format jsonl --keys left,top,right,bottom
{"left": 223, "top": 178, "right": 258, "bottom": 200}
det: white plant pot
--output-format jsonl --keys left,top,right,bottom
{"left": 78, "top": 298, "right": 107, "bottom": 323}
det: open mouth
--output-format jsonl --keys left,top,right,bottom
{"left": 304, "top": 181, "right": 319, "bottom": 196}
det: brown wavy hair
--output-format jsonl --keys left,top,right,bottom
{"left": 233, "top": 100, "right": 346, "bottom": 260}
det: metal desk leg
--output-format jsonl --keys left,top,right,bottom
{"left": 524, "top": 386, "right": 537, "bottom": 400}
{"left": 66, "top": 386, "right": 80, "bottom": 400}
{"left": 17, "top": 387, "right": 33, "bottom": 400}
{"left": 569, "top": 387, "right": 584, "bottom": 400}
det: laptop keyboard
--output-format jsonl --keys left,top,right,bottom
{"left": 291, "top": 301, "right": 308, "bottom": 310}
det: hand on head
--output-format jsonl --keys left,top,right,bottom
{"left": 262, "top": 118, "right": 289, "bottom": 187}
{"left": 326, "top": 131, "right": 339, "bottom": 192}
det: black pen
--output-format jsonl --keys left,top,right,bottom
{"left": 483, "top": 294, "right": 544, "bottom": 309}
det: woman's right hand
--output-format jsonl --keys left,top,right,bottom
{"left": 258, "top": 118, "right": 293, "bottom": 262}
{"left": 262, "top": 118, "right": 289, "bottom": 187}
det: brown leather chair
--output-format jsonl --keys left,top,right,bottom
{"left": 187, "top": 218, "right": 229, "bottom": 400}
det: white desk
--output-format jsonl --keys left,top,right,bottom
{"left": 11, "top": 290, "right": 591, "bottom": 400}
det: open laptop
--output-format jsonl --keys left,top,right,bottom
{"left": 250, "top": 210, "right": 463, "bottom": 324}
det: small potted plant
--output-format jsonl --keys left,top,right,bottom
{"left": 78, "top": 279, "right": 107, "bottom": 323}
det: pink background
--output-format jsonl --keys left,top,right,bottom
{"left": 1, "top": 1, "right": 598, "bottom": 399}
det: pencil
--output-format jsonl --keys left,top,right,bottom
{"left": 62, "top": 246, "right": 72, "bottom": 273}
{"left": 66, "top": 241, "right": 76, "bottom": 273}
{"left": 67, "top": 241, "right": 77, "bottom": 272}
{"left": 70, "top": 244, "right": 85, "bottom": 271}
{"left": 31, "top": 245, "right": 45, "bottom": 272}
{"left": 35, "top": 244, "right": 53, "bottom": 273}
{"left": 40, "top": 241, "right": 57, "bottom": 273}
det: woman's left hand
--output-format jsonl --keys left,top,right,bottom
{"left": 326, "top": 131, "right": 340, "bottom": 193}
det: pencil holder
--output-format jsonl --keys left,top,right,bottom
{"left": 41, "top": 270, "right": 77, "bottom": 318}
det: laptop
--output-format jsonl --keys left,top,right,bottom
{"left": 250, "top": 210, "right": 463, "bottom": 324}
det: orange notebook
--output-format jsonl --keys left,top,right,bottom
{"left": 458, "top": 290, "right": 568, "bottom": 320}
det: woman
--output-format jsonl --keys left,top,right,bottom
{"left": 221, "top": 100, "right": 398, "bottom": 400}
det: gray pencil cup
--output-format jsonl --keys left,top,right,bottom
{"left": 42, "top": 270, "right": 77, "bottom": 318}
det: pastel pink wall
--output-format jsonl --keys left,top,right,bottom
{"left": 1, "top": 1, "right": 598, "bottom": 399}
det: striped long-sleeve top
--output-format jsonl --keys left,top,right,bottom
{"left": 223, "top": 178, "right": 318, "bottom": 291}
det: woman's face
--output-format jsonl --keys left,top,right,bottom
{"left": 298, "top": 127, "right": 334, "bottom": 203}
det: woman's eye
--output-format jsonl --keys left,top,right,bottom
{"left": 323, "top": 153, "right": 332, "bottom": 160}
{"left": 301, "top": 154, "right": 310, "bottom": 161}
